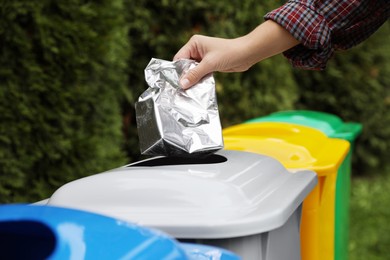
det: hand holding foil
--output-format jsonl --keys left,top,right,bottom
{"left": 135, "top": 58, "right": 223, "bottom": 157}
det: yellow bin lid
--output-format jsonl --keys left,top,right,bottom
{"left": 223, "top": 122, "right": 350, "bottom": 175}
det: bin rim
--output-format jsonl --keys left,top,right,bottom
{"left": 245, "top": 110, "right": 362, "bottom": 141}
{"left": 0, "top": 204, "right": 189, "bottom": 259}
{"left": 223, "top": 122, "right": 350, "bottom": 175}
{"left": 46, "top": 150, "right": 318, "bottom": 239}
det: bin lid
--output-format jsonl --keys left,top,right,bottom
{"left": 245, "top": 110, "right": 362, "bottom": 142}
{"left": 48, "top": 150, "right": 317, "bottom": 239}
{"left": 0, "top": 204, "right": 189, "bottom": 259}
{"left": 223, "top": 122, "right": 350, "bottom": 175}
{"left": 182, "top": 243, "right": 240, "bottom": 260}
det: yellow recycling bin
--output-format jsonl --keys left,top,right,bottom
{"left": 223, "top": 122, "right": 350, "bottom": 260}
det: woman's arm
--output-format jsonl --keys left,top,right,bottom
{"left": 173, "top": 20, "right": 299, "bottom": 89}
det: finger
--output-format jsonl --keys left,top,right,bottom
{"left": 174, "top": 35, "right": 204, "bottom": 61}
{"left": 173, "top": 37, "right": 197, "bottom": 61}
{"left": 180, "top": 60, "right": 213, "bottom": 89}
{"left": 173, "top": 45, "right": 191, "bottom": 61}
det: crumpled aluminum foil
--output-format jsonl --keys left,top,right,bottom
{"left": 135, "top": 58, "right": 223, "bottom": 157}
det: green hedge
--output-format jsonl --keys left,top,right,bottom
{"left": 293, "top": 23, "right": 390, "bottom": 173}
{"left": 1, "top": 1, "right": 388, "bottom": 202}
{"left": 0, "top": 0, "right": 129, "bottom": 203}
{"left": 124, "top": 1, "right": 390, "bottom": 175}
{"left": 123, "top": 0, "right": 298, "bottom": 161}
{"left": 127, "top": 1, "right": 390, "bottom": 175}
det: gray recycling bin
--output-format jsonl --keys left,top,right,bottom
{"left": 48, "top": 150, "right": 317, "bottom": 260}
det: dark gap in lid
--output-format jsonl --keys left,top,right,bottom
{"left": 129, "top": 154, "right": 227, "bottom": 167}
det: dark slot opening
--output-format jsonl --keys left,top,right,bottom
{"left": 129, "top": 154, "right": 227, "bottom": 167}
{"left": 0, "top": 220, "right": 56, "bottom": 259}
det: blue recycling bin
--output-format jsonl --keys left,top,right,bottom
{"left": 0, "top": 204, "right": 240, "bottom": 260}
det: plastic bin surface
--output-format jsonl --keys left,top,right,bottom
{"left": 47, "top": 150, "right": 317, "bottom": 260}
{"left": 0, "top": 204, "right": 240, "bottom": 260}
{"left": 0, "top": 204, "right": 188, "bottom": 259}
{"left": 182, "top": 243, "right": 241, "bottom": 260}
{"left": 222, "top": 122, "right": 350, "bottom": 260}
{"left": 245, "top": 110, "right": 362, "bottom": 142}
{"left": 246, "top": 110, "right": 362, "bottom": 260}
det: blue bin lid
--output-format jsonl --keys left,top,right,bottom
{"left": 0, "top": 204, "right": 188, "bottom": 259}
{"left": 0, "top": 204, "right": 240, "bottom": 260}
{"left": 181, "top": 243, "right": 240, "bottom": 260}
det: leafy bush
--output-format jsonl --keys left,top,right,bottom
{"left": 293, "top": 23, "right": 390, "bottom": 174}
{"left": 1, "top": 1, "right": 388, "bottom": 203}
{"left": 0, "top": 0, "right": 129, "bottom": 202}
{"left": 123, "top": 0, "right": 298, "bottom": 161}
{"left": 124, "top": 1, "right": 390, "bottom": 175}
{"left": 349, "top": 169, "right": 390, "bottom": 259}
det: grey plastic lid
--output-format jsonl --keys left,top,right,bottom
{"left": 48, "top": 150, "right": 317, "bottom": 239}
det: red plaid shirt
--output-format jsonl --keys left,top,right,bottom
{"left": 265, "top": 0, "right": 390, "bottom": 69}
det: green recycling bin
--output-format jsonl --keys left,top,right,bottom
{"left": 246, "top": 110, "right": 362, "bottom": 260}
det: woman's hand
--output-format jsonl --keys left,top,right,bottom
{"left": 173, "top": 20, "right": 299, "bottom": 89}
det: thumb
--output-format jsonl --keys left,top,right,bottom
{"left": 180, "top": 61, "right": 213, "bottom": 89}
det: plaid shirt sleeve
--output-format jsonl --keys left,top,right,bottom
{"left": 264, "top": 0, "right": 390, "bottom": 70}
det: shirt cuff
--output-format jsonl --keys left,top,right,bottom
{"left": 264, "top": 0, "right": 333, "bottom": 70}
